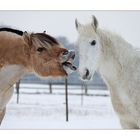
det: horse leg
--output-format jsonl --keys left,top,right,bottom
{"left": 0, "top": 86, "right": 14, "bottom": 125}
{"left": 0, "top": 107, "right": 6, "bottom": 125}
{"left": 120, "top": 119, "right": 139, "bottom": 129}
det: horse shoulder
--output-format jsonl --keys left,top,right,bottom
{"left": 0, "top": 65, "right": 26, "bottom": 92}
{"left": 0, "top": 33, "right": 30, "bottom": 68}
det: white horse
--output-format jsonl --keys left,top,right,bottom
{"left": 75, "top": 15, "right": 140, "bottom": 129}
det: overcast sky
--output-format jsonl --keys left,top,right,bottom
{"left": 0, "top": 11, "right": 140, "bottom": 47}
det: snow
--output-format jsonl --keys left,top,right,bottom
{"left": 1, "top": 84, "right": 121, "bottom": 129}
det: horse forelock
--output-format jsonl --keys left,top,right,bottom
{"left": 31, "top": 33, "right": 59, "bottom": 49}
{"left": 78, "top": 24, "right": 97, "bottom": 38}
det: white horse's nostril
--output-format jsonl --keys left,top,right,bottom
{"left": 85, "top": 68, "right": 90, "bottom": 77}
{"left": 69, "top": 50, "right": 75, "bottom": 59}
{"left": 81, "top": 68, "right": 91, "bottom": 80}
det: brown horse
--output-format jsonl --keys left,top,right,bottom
{"left": 0, "top": 28, "right": 76, "bottom": 124}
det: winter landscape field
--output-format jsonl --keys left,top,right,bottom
{"left": 1, "top": 84, "right": 121, "bottom": 129}
{"left": 1, "top": 11, "right": 140, "bottom": 130}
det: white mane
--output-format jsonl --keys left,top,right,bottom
{"left": 97, "top": 28, "right": 138, "bottom": 70}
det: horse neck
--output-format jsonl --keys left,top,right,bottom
{"left": 98, "top": 28, "right": 133, "bottom": 58}
{"left": 97, "top": 28, "right": 134, "bottom": 83}
{"left": 0, "top": 33, "right": 31, "bottom": 69}
{"left": 0, "top": 65, "right": 26, "bottom": 93}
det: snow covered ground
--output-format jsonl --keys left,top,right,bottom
{"left": 1, "top": 84, "right": 121, "bottom": 129}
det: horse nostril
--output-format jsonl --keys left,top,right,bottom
{"left": 85, "top": 69, "right": 90, "bottom": 77}
{"left": 69, "top": 50, "right": 75, "bottom": 59}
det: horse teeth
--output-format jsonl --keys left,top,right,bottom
{"left": 67, "top": 59, "right": 72, "bottom": 63}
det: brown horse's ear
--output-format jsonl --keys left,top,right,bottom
{"left": 23, "top": 31, "right": 32, "bottom": 46}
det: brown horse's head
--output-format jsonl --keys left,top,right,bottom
{"left": 23, "top": 32, "right": 76, "bottom": 77}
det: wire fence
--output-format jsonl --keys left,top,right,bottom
{"left": 15, "top": 78, "right": 108, "bottom": 104}
{"left": 14, "top": 77, "right": 108, "bottom": 122}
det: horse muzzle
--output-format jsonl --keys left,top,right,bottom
{"left": 80, "top": 68, "right": 92, "bottom": 81}
{"left": 62, "top": 50, "right": 77, "bottom": 74}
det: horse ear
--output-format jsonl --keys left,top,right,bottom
{"left": 23, "top": 31, "right": 32, "bottom": 46}
{"left": 75, "top": 19, "right": 81, "bottom": 31}
{"left": 91, "top": 15, "right": 98, "bottom": 30}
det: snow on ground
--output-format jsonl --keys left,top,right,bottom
{"left": 1, "top": 84, "right": 121, "bottom": 129}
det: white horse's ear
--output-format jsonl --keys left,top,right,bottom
{"left": 75, "top": 19, "right": 81, "bottom": 31}
{"left": 91, "top": 15, "right": 98, "bottom": 30}
{"left": 23, "top": 31, "right": 32, "bottom": 46}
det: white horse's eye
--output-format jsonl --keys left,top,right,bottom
{"left": 90, "top": 40, "right": 96, "bottom": 46}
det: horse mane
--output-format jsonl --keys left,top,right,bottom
{"left": 97, "top": 28, "right": 134, "bottom": 53}
{"left": 96, "top": 28, "right": 137, "bottom": 71}
{"left": 0, "top": 27, "right": 23, "bottom": 36}
{"left": 31, "top": 33, "right": 59, "bottom": 49}
{"left": 0, "top": 27, "right": 59, "bottom": 49}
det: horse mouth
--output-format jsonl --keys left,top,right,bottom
{"left": 62, "top": 61, "right": 77, "bottom": 71}
{"left": 62, "top": 51, "right": 77, "bottom": 72}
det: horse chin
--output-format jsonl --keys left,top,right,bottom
{"left": 80, "top": 75, "right": 93, "bottom": 81}
{"left": 63, "top": 65, "right": 76, "bottom": 75}
{"left": 62, "top": 61, "right": 77, "bottom": 75}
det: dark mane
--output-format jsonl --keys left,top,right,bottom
{"left": 32, "top": 33, "right": 59, "bottom": 46}
{"left": 0, "top": 27, "right": 23, "bottom": 36}
{"left": 0, "top": 28, "right": 59, "bottom": 46}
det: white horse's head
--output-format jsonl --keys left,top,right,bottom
{"left": 75, "top": 16, "right": 101, "bottom": 81}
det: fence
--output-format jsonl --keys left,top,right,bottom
{"left": 15, "top": 76, "right": 108, "bottom": 122}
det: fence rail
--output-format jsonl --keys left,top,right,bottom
{"left": 15, "top": 83, "right": 108, "bottom": 96}
{"left": 15, "top": 80, "right": 109, "bottom": 122}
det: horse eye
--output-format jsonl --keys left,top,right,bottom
{"left": 37, "top": 47, "right": 46, "bottom": 52}
{"left": 90, "top": 40, "right": 96, "bottom": 46}
{"left": 62, "top": 50, "right": 68, "bottom": 55}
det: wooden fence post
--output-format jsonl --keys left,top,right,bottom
{"left": 84, "top": 84, "right": 88, "bottom": 95}
{"left": 65, "top": 78, "right": 69, "bottom": 122}
{"left": 49, "top": 82, "right": 52, "bottom": 94}
{"left": 81, "top": 83, "right": 84, "bottom": 106}
{"left": 16, "top": 80, "right": 20, "bottom": 104}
